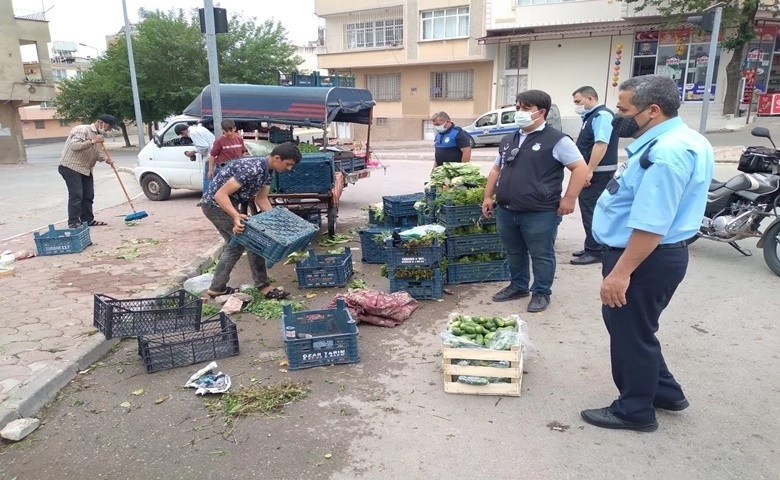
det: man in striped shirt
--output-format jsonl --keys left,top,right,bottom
{"left": 58, "top": 114, "right": 117, "bottom": 228}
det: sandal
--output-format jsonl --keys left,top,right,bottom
{"left": 264, "top": 288, "right": 290, "bottom": 300}
{"left": 206, "top": 286, "right": 238, "bottom": 298}
{"left": 88, "top": 220, "right": 108, "bottom": 226}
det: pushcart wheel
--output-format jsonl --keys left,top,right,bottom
{"left": 327, "top": 204, "right": 338, "bottom": 237}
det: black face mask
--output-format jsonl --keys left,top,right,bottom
{"left": 611, "top": 109, "right": 647, "bottom": 138}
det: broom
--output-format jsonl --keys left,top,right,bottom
{"left": 101, "top": 142, "right": 148, "bottom": 221}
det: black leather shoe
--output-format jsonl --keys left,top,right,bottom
{"left": 572, "top": 249, "right": 586, "bottom": 257}
{"left": 653, "top": 398, "right": 690, "bottom": 411}
{"left": 526, "top": 293, "right": 550, "bottom": 312}
{"left": 581, "top": 407, "right": 658, "bottom": 432}
{"left": 570, "top": 252, "right": 602, "bottom": 265}
{"left": 491, "top": 286, "right": 530, "bottom": 302}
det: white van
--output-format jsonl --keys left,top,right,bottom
{"left": 462, "top": 104, "right": 562, "bottom": 147}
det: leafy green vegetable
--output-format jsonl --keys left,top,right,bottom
{"left": 244, "top": 290, "right": 305, "bottom": 319}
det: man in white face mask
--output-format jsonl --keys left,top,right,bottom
{"left": 481, "top": 90, "right": 588, "bottom": 313}
{"left": 58, "top": 114, "right": 117, "bottom": 228}
{"left": 570, "top": 86, "right": 620, "bottom": 265}
{"left": 431, "top": 111, "right": 472, "bottom": 170}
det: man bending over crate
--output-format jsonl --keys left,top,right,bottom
{"left": 201, "top": 142, "right": 302, "bottom": 299}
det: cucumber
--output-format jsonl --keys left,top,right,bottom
{"left": 450, "top": 327, "right": 463, "bottom": 336}
{"left": 462, "top": 324, "right": 476, "bottom": 334}
{"left": 475, "top": 333, "right": 484, "bottom": 345}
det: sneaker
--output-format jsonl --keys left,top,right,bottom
{"left": 491, "top": 285, "right": 530, "bottom": 302}
{"left": 527, "top": 293, "right": 550, "bottom": 312}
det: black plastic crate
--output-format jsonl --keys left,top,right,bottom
{"left": 282, "top": 299, "right": 359, "bottom": 370}
{"left": 359, "top": 227, "right": 391, "bottom": 263}
{"left": 137, "top": 313, "right": 240, "bottom": 373}
{"left": 387, "top": 213, "right": 418, "bottom": 228}
{"left": 446, "top": 259, "right": 510, "bottom": 285}
{"left": 385, "top": 238, "right": 443, "bottom": 269}
{"left": 94, "top": 289, "right": 202, "bottom": 340}
{"left": 388, "top": 268, "right": 444, "bottom": 300}
{"left": 437, "top": 203, "right": 496, "bottom": 229}
{"left": 272, "top": 153, "right": 335, "bottom": 194}
{"left": 34, "top": 224, "right": 92, "bottom": 256}
{"left": 445, "top": 233, "right": 504, "bottom": 257}
{"left": 295, "top": 248, "right": 354, "bottom": 288}
{"left": 383, "top": 192, "right": 424, "bottom": 218}
{"left": 269, "top": 126, "right": 294, "bottom": 143}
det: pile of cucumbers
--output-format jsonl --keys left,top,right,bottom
{"left": 447, "top": 314, "right": 518, "bottom": 348}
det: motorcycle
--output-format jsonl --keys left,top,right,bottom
{"left": 688, "top": 126, "right": 780, "bottom": 276}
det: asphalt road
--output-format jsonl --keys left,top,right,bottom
{"left": 0, "top": 156, "right": 777, "bottom": 479}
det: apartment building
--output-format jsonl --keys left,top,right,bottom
{"left": 479, "top": 0, "right": 780, "bottom": 133}
{"left": 315, "top": 0, "right": 494, "bottom": 141}
{"left": 0, "top": 1, "right": 56, "bottom": 163}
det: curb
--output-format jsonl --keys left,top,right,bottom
{"left": 0, "top": 240, "right": 225, "bottom": 430}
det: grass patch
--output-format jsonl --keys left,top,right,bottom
{"left": 206, "top": 382, "right": 309, "bottom": 423}
{"left": 202, "top": 303, "right": 220, "bottom": 317}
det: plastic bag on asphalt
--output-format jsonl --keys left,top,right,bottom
{"left": 183, "top": 273, "right": 213, "bottom": 296}
{"left": 184, "top": 361, "right": 231, "bottom": 395}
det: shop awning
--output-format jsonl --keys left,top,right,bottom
{"left": 478, "top": 22, "right": 661, "bottom": 44}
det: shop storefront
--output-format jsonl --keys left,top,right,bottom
{"left": 741, "top": 22, "right": 780, "bottom": 115}
{"left": 631, "top": 28, "right": 721, "bottom": 102}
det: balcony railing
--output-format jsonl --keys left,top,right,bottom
{"left": 13, "top": 9, "right": 46, "bottom": 21}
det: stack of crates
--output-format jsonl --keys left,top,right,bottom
{"left": 417, "top": 187, "right": 438, "bottom": 225}
{"left": 385, "top": 237, "right": 444, "bottom": 300}
{"left": 382, "top": 192, "right": 424, "bottom": 228}
{"left": 437, "top": 200, "right": 509, "bottom": 285}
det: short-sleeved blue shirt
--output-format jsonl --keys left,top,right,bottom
{"left": 589, "top": 109, "right": 614, "bottom": 144}
{"left": 203, "top": 156, "right": 271, "bottom": 207}
{"left": 592, "top": 117, "right": 714, "bottom": 247}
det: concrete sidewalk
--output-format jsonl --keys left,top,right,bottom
{"left": 0, "top": 195, "right": 222, "bottom": 428}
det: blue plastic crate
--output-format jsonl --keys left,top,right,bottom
{"left": 282, "top": 299, "right": 359, "bottom": 370}
{"left": 334, "top": 156, "right": 366, "bottom": 173}
{"left": 294, "top": 209, "right": 322, "bottom": 230}
{"left": 446, "top": 259, "right": 510, "bottom": 285}
{"left": 385, "top": 238, "right": 443, "bottom": 269}
{"left": 318, "top": 75, "right": 356, "bottom": 87}
{"left": 230, "top": 208, "right": 318, "bottom": 268}
{"left": 269, "top": 126, "right": 294, "bottom": 143}
{"left": 445, "top": 233, "right": 504, "bottom": 258}
{"left": 383, "top": 192, "right": 424, "bottom": 218}
{"left": 417, "top": 211, "right": 436, "bottom": 226}
{"left": 367, "top": 207, "right": 388, "bottom": 227}
{"left": 360, "top": 227, "right": 391, "bottom": 264}
{"left": 34, "top": 223, "right": 92, "bottom": 256}
{"left": 388, "top": 213, "right": 418, "bottom": 228}
{"left": 437, "top": 203, "right": 496, "bottom": 229}
{"left": 272, "top": 153, "right": 335, "bottom": 194}
{"left": 295, "top": 248, "right": 354, "bottom": 288}
{"left": 137, "top": 313, "right": 239, "bottom": 373}
{"left": 388, "top": 268, "right": 444, "bottom": 300}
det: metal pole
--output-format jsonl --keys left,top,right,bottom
{"left": 699, "top": 6, "right": 722, "bottom": 134}
{"left": 204, "top": 0, "right": 223, "bottom": 137}
{"left": 121, "top": 0, "right": 145, "bottom": 147}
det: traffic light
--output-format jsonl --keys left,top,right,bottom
{"left": 687, "top": 10, "right": 717, "bottom": 33}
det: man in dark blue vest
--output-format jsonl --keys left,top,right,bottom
{"left": 481, "top": 90, "right": 588, "bottom": 312}
{"left": 432, "top": 111, "right": 472, "bottom": 169}
{"left": 570, "top": 86, "right": 621, "bottom": 265}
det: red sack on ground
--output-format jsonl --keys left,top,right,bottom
{"left": 328, "top": 289, "right": 418, "bottom": 328}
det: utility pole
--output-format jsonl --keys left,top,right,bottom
{"left": 688, "top": 3, "right": 724, "bottom": 134}
{"left": 204, "top": 0, "right": 223, "bottom": 137}
{"left": 121, "top": 0, "right": 145, "bottom": 147}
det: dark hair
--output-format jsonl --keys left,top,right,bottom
{"left": 572, "top": 86, "right": 598, "bottom": 100}
{"left": 515, "top": 90, "right": 552, "bottom": 119}
{"left": 618, "top": 75, "right": 680, "bottom": 117}
{"left": 174, "top": 124, "right": 189, "bottom": 135}
{"left": 221, "top": 119, "right": 236, "bottom": 131}
{"left": 271, "top": 142, "right": 302, "bottom": 164}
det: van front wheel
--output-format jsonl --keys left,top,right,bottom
{"left": 141, "top": 174, "right": 171, "bottom": 201}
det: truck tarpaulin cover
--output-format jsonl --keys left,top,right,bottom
{"left": 182, "top": 84, "right": 376, "bottom": 128}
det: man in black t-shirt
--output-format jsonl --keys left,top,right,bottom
{"left": 432, "top": 111, "right": 472, "bottom": 168}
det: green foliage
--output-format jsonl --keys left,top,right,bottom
{"left": 54, "top": 7, "right": 304, "bottom": 134}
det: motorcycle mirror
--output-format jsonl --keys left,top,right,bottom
{"left": 751, "top": 127, "right": 776, "bottom": 149}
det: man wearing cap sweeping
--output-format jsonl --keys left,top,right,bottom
{"left": 58, "top": 114, "right": 118, "bottom": 228}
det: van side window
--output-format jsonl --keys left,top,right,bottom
{"left": 501, "top": 111, "right": 515, "bottom": 124}
{"left": 162, "top": 124, "right": 193, "bottom": 147}
{"left": 476, "top": 113, "right": 497, "bottom": 127}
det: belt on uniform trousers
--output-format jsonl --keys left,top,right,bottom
{"left": 606, "top": 240, "right": 687, "bottom": 251}
{"left": 593, "top": 164, "right": 618, "bottom": 173}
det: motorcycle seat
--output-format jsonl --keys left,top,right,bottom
{"left": 709, "top": 180, "right": 726, "bottom": 191}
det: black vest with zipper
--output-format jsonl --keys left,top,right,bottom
{"left": 575, "top": 105, "right": 619, "bottom": 168}
{"left": 495, "top": 125, "right": 568, "bottom": 212}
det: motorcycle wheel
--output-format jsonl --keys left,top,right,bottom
{"left": 762, "top": 221, "right": 780, "bottom": 277}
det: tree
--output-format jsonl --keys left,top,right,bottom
{"left": 624, "top": 0, "right": 779, "bottom": 116}
{"left": 54, "top": 7, "right": 303, "bottom": 146}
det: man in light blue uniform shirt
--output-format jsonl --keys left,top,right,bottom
{"left": 580, "top": 75, "right": 714, "bottom": 432}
